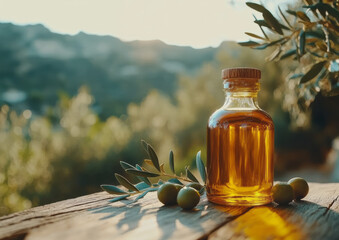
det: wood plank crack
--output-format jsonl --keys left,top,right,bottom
{"left": 3, "top": 208, "right": 85, "bottom": 228}
{"left": 323, "top": 194, "right": 339, "bottom": 216}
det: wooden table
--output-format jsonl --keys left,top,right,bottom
{"left": 1, "top": 183, "right": 338, "bottom": 240}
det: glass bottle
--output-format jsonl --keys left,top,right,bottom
{"left": 206, "top": 68, "right": 274, "bottom": 206}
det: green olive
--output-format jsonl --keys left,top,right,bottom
{"left": 186, "top": 182, "right": 203, "bottom": 191}
{"left": 288, "top": 177, "right": 309, "bottom": 200}
{"left": 174, "top": 183, "right": 184, "bottom": 192}
{"left": 272, "top": 182, "right": 294, "bottom": 205}
{"left": 157, "top": 182, "right": 181, "bottom": 205}
{"left": 158, "top": 182, "right": 180, "bottom": 205}
{"left": 177, "top": 186, "right": 200, "bottom": 210}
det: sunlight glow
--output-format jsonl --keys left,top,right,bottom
{"left": 0, "top": 0, "right": 260, "bottom": 48}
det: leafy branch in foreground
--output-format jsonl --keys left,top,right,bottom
{"left": 100, "top": 140, "right": 206, "bottom": 203}
{"left": 239, "top": 1, "right": 339, "bottom": 112}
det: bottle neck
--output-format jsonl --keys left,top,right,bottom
{"left": 222, "top": 78, "right": 260, "bottom": 110}
{"left": 223, "top": 91, "right": 259, "bottom": 110}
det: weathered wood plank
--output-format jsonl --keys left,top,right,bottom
{"left": 0, "top": 191, "right": 248, "bottom": 240}
{"left": 0, "top": 192, "right": 113, "bottom": 239}
{"left": 0, "top": 183, "right": 338, "bottom": 240}
{"left": 209, "top": 183, "right": 339, "bottom": 240}
{"left": 24, "top": 194, "right": 248, "bottom": 240}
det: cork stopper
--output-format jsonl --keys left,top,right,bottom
{"left": 222, "top": 67, "right": 261, "bottom": 79}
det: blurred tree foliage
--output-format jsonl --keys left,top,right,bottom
{"left": 0, "top": 88, "right": 132, "bottom": 215}
{"left": 240, "top": 0, "right": 339, "bottom": 127}
{"left": 0, "top": 45, "right": 283, "bottom": 216}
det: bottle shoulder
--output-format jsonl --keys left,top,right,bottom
{"left": 208, "top": 108, "right": 273, "bottom": 128}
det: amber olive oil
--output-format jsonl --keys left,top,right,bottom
{"left": 206, "top": 68, "right": 274, "bottom": 206}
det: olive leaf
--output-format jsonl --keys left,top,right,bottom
{"left": 108, "top": 194, "right": 130, "bottom": 203}
{"left": 317, "top": 3, "right": 328, "bottom": 18}
{"left": 135, "top": 182, "right": 151, "bottom": 191}
{"left": 143, "top": 159, "right": 154, "bottom": 166}
{"left": 241, "top": 0, "right": 338, "bottom": 110}
{"left": 296, "top": 11, "right": 310, "bottom": 22}
{"left": 115, "top": 173, "right": 139, "bottom": 192}
{"left": 196, "top": 151, "right": 206, "bottom": 184}
{"left": 238, "top": 40, "right": 260, "bottom": 47}
{"left": 299, "top": 30, "right": 306, "bottom": 55}
{"left": 157, "top": 179, "right": 165, "bottom": 185}
{"left": 266, "top": 47, "right": 281, "bottom": 61}
{"left": 100, "top": 184, "right": 128, "bottom": 195}
{"left": 286, "top": 9, "right": 297, "bottom": 16}
{"left": 280, "top": 49, "right": 297, "bottom": 60}
{"left": 278, "top": 6, "right": 292, "bottom": 29}
{"left": 289, "top": 73, "right": 304, "bottom": 79}
{"left": 315, "top": 41, "right": 328, "bottom": 52}
{"left": 253, "top": 38, "right": 286, "bottom": 50}
{"left": 134, "top": 188, "right": 157, "bottom": 202}
{"left": 168, "top": 178, "right": 184, "bottom": 185}
{"left": 254, "top": 43, "right": 270, "bottom": 50}
{"left": 126, "top": 168, "right": 160, "bottom": 177}
{"left": 120, "top": 161, "right": 136, "bottom": 170}
{"left": 278, "top": 24, "right": 290, "bottom": 31}
{"left": 134, "top": 191, "right": 148, "bottom": 201}
{"left": 263, "top": 11, "right": 283, "bottom": 35}
{"left": 316, "top": 68, "right": 328, "bottom": 83}
{"left": 103, "top": 141, "right": 211, "bottom": 204}
{"left": 141, "top": 139, "right": 148, "bottom": 152}
{"left": 147, "top": 144, "right": 161, "bottom": 171}
{"left": 185, "top": 167, "right": 199, "bottom": 183}
{"left": 254, "top": 20, "right": 271, "bottom": 29}
{"left": 254, "top": 20, "right": 288, "bottom": 32}
{"left": 295, "top": 43, "right": 300, "bottom": 62}
{"left": 308, "top": 50, "right": 323, "bottom": 59}
{"left": 253, "top": 15, "right": 269, "bottom": 40}
{"left": 268, "top": 37, "right": 288, "bottom": 46}
{"left": 246, "top": 2, "right": 267, "bottom": 13}
{"left": 303, "top": 0, "right": 319, "bottom": 17}
{"left": 322, "top": 3, "right": 339, "bottom": 22}
{"left": 169, "top": 150, "right": 175, "bottom": 174}
{"left": 300, "top": 61, "right": 327, "bottom": 84}
{"left": 303, "top": 0, "right": 313, "bottom": 7}
{"left": 160, "top": 163, "right": 165, "bottom": 172}
{"left": 303, "top": 2, "right": 328, "bottom": 18}
{"left": 199, "top": 187, "right": 206, "bottom": 195}
{"left": 305, "top": 31, "right": 325, "bottom": 40}
{"left": 305, "top": 38, "right": 318, "bottom": 44}
{"left": 135, "top": 164, "right": 152, "bottom": 186}
{"left": 135, "top": 164, "right": 145, "bottom": 171}
{"left": 245, "top": 32, "right": 266, "bottom": 40}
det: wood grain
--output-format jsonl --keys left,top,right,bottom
{"left": 209, "top": 183, "right": 339, "bottom": 240}
{"left": 0, "top": 183, "right": 338, "bottom": 240}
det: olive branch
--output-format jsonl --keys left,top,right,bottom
{"left": 100, "top": 140, "right": 206, "bottom": 203}
{"left": 239, "top": 1, "right": 339, "bottom": 96}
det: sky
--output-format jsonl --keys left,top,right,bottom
{"left": 0, "top": 0, "right": 287, "bottom": 48}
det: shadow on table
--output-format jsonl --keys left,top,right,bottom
{"left": 88, "top": 196, "right": 339, "bottom": 240}
{"left": 88, "top": 202, "right": 153, "bottom": 233}
{"left": 154, "top": 201, "right": 250, "bottom": 240}
{"left": 88, "top": 196, "right": 246, "bottom": 239}
{"left": 155, "top": 205, "right": 203, "bottom": 240}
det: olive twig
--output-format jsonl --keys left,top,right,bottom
{"left": 161, "top": 172, "right": 194, "bottom": 183}
{"left": 102, "top": 139, "right": 206, "bottom": 203}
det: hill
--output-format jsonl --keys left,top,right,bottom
{"left": 0, "top": 23, "right": 218, "bottom": 118}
